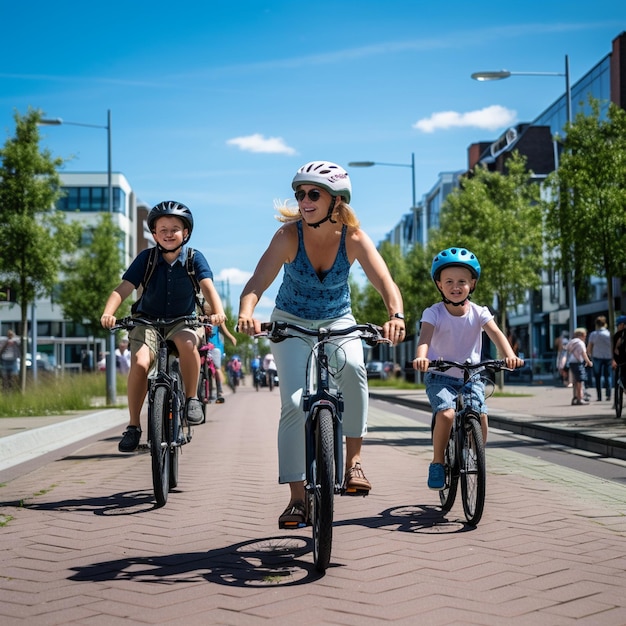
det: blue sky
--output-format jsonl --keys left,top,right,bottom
{"left": 1, "top": 1, "right": 624, "bottom": 319}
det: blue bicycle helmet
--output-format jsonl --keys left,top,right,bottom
{"left": 431, "top": 247, "right": 481, "bottom": 282}
{"left": 617, "top": 315, "right": 626, "bottom": 326}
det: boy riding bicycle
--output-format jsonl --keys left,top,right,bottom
{"left": 101, "top": 201, "right": 226, "bottom": 452}
{"left": 412, "top": 247, "right": 523, "bottom": 490}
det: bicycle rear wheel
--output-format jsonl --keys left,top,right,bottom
{"left": 150, "top": 386, "right": 171, "bottom": 507}
{"left": 310, "top": 407, "right": 334, "bottom": 573}
{"left": 615, "top": 380, "right": 623, "bottom": 419}
{"left": 460, "top": 416, "right": 486, "bottom": 525}
{"left": 439, "top": 429, "right": 459, "bottom": 513}
{"left": 198, "top": 360, "right": 210, "bottom": 408}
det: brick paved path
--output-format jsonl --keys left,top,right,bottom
{"left": 1, "top": 386, "right": 626, "bottom": 625}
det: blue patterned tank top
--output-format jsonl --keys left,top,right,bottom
{"left": 275, "top": 221, "right": 352, "bottom": 319}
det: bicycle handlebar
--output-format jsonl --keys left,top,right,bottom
{"left": 110, "top": 314, "right": 209, "bottom": 333}
{"left": 427, "top": 358, "right": 515, "bottom": 374}
{"left": 259, "top": 321, "right": 389, "bottom": 348}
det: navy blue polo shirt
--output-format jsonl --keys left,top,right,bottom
{"left": 123, "top": 246, "right": 213, "bottom": 318}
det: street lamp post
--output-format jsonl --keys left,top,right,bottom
{"left": 348, "top": 154, "right": 417, "bottom": 371}
{"left": 349, "top": 153, "right": 424, "bottom": 245}
{"left": 349, "top": 152, "right": 416, "bottom": 209}
{"left": 39, "top": 110, "right": 116, "bottom": 404}
{"left": 472, "top": 56, "right": 577, "bottom": 337}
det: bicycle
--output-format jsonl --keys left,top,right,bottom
{"left": 427, "top": 358, "right": 513, "bottom": 526}
{"left": 198, "top": 337, "right": 216, "bottom": 414}
{"left": 111, "top": 314, "right": 205, "bottom": 507}
{"left": 615, "top": 364, "right": 624, "bottom": 419}
{"left": 260, "top": 320, "right": 386, "bottom": 573}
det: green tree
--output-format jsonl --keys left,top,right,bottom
{"left": 58, "top": 212, "right": 129, "bottom": 339}
{"left": 431, "top": 151, "right": 544, "bottom": 343}
{"left": 0, "top": 108, "right": 80, "bottom": 392}
{"left": 544, "top": 96, "right": 626, "bottom": 330}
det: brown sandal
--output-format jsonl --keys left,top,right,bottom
{"left": 278, "top": 500, "right": 308, "bottom": 529}
{"left": 344, "top": 462, "right": 372, "bottom": 494}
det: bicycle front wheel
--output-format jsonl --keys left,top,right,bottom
{"left": 310, "top": 407, "right": 334, "bottom": 573}
{"left": 150, "top": 386, "right": 171, "bottom": 507}
{"left": 615, "top": 377, "right": 623, "bottom": 419}
{"left": 439, "top": 429, "right": 459, "bottom": 513}
{"left": 460, "top": 416, "right": 486, "bottom": 526}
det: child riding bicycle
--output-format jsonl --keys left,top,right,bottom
{"left": 412, "top": 247, "right": 523, "bottom": 490}
{"left": 101, "top": 201, "right": 226, "bottom": 452}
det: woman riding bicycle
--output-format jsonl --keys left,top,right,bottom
{"left": 412, "top": 247, "right": 523, "bottom": 490}
{"left": 101, "top": 201, "right": 227, "bottom": 452}
{"left": 237, "top": 160, "right": 405, "bottom": 528}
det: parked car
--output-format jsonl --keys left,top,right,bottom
{"left": 366, "top": 361, "right": 387, "bottom": 380}
{"left": 17, "top": 353, "right": 56, "bottom": 372}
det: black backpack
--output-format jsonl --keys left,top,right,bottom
{"left": 132, "top": 247, "right": 203, "bottom": 313}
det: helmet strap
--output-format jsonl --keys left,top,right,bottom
{"left": 306, "top": 197, "right": 337, "bottom": 229}
{"left": 155, "top": 232, "right": 189, "bottom": 254}
{"left": 439, "top": 290, "right": 473, "bottom": 307}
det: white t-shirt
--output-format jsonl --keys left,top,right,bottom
{"left": 420, "top": 301, "right": 493, "bottom": 378}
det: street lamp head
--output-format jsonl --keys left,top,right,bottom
{"left": 348, "top": 161, "right": 376, "bottom": 167}
{"left": 471, "top": 70, "right": 512, "bottom": 81}
{"left": 38, "top": 118, "right": 63, "bottom": 126}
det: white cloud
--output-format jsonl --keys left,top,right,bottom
{"left": 215, "top": 267, "right": 252, "bottom": 285}
{"left": 413, "top": 105, "right": 517, "bottom": 133}
{"left": 226, "top": 133, "right": 297, "bottom": 155}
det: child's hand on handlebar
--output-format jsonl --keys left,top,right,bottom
{"left": 413, "top": 357, "right": 430, "bottom": 373}
{"left": 505, "top": 356, "right": 525, "bottom": 369}
{"left": 100, "top": 314, "right": 117, "bottom": 330}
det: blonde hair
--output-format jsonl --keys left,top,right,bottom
{"left": 273, "top": 198, "right": 360, "bottom": 229}
{"left": 573, "top": 327, "right": 587, "bottom": 338}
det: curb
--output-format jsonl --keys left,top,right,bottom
{"left": 0, "top": 409, "right": 128, "bottom": 472}
{"left": 369, "top": 392, "right": 626, "bottom": 462}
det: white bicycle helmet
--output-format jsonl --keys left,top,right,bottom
{"left": 291, "top": 161, "right": 352, "bottom": 203}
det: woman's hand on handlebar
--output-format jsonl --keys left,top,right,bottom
{"left": 100, "top": 314, "right": 117, "bottom": 330}
{"left": 237, "top": 315, "right": 261, "bottom": 336}
{"left": 382, "top": 319, "right": 406, "bottom": 346}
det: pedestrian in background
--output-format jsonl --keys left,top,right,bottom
{"left": 612, "top": 315, "right": 626, "bottom": 401}
{"left": 567, "top": 327, "right": 593, "bottom": 405}
{"left": 0, "top": 329, "right": 20, "bottom": 390}
{"left": 587, "top": 315, "right": 612, "bottom": 401}
{"left": 555, "top": 330, "right": 571, "bottom": 387}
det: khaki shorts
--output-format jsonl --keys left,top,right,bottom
{"left": 129, "top": 319, "right": 199, "bottom": 360}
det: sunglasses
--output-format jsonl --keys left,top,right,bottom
{"left": 295, "top": 189, "right": 322, "bottom": 202}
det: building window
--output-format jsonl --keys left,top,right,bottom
{"left": 57, "top": 186, "right": 126, "bottom": 214}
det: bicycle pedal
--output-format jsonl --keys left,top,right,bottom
{"left": 341, "top": 487, "right": 370, "bottom": 497}
{"left": 279, "top": 520, "right": 308, "bottom": 530}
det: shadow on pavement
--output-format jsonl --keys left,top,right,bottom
{"left": 68, "top": 536, "right": 325, "bottom": 586}
{"left": 1, "top": 489, "right": 157, "bottom": 515}
{"left": 336, "top": 503, "right": 473, "bottom": 534}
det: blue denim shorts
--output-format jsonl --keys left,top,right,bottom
{"left": 569, "top": 362, "right": 587, "bottom": 382}
{"left": 424, "top": 372, "right": 487, "bottom": 416}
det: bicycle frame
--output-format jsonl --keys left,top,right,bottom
{"left": 261, "top": 320, "right": 385, "bottom": 572}
{"left": 428, "top": 359, "right": 512, "bottom": 526}
{"left": 301, "top": 328, "right": 346, "bottom": 495}
{"left": 111, "top": 314, "right": 204, "bottom": 506}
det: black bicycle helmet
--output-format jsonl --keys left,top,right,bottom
{"left": 147, "top": 201, "right": 194, "bottom": 237}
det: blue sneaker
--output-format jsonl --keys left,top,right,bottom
{"left": 428, "top": 463, "right": 445, "bottom": 490}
